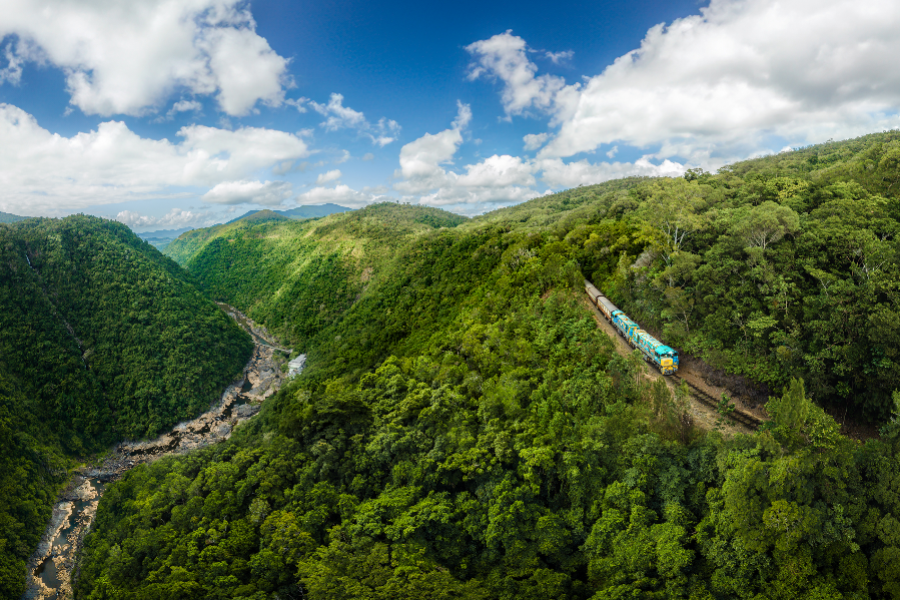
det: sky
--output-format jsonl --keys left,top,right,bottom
{"left": 3, "top": 0, "right": 900, "bottom": 231}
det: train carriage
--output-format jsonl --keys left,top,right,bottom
{"left": 584, "top": 280, "right": 679, "bottom": 375}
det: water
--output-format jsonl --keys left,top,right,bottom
{"left": 21, "top": 307, "right": 297, "bottom": 599}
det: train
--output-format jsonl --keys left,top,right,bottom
{"left": 585, "top": 280, "right": 679, "bottom": 375}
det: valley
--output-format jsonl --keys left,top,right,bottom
{"left": 6, "top": 131, "right": 900, "bottom": 599}
{"left": 21, "top": 307, "right": 296, "bottom": 600}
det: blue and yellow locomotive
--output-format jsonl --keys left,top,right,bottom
{"left": 585, "top": 281, "right": 679, "bottom": 375}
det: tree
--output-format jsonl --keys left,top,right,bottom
{"left": 730, "top": 201, "right": 800, "bottom": 252}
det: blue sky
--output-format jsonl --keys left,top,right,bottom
{"left": 3, "top": 0, "right": 900, "bottom": 231}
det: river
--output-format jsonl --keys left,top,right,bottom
{"left": 20, "top": 305, "right": 301, "bottom": 600}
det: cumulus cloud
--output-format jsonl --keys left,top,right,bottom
{"left": 158, "top": 99, "right": 203, "bottom": 121}
{"left": 0, "top": 38, "right": 35, "bottom": 85}
{"left": 538, "top": 157, "right": 685, "bottom": 188}
{"left": 295, "top": 184, "right": 380, "bottom": 208}
{"left": 0, "top": 0, "right": 289, "bottom": 116}
{"left": 202, "top": 180, "right": 293, "bottom": 206}
{"left": 523, "top": 132, "right": 549, "bottom": 151}
{"left": 393, "top": 102, "right": 542, "bottom": 207}
{"left": 394, "top": 102, "right": 470, "bottom": 194}
{"left": 315, "top": 169, "right": 342, "bottom": 185}
{"left": 115, "top": 208, "right": 215, "bottom": 231}
{"left": 544, "top": 50, "right": 574, "bottom": 65}
{"left": 468, "top": 2, "right": 900, "bottom": 163}
{"left": 466, "top": 31, "right": 568, "bottom": 118}
{"left": 0, "top": 103, "right": 309, "bottom": 213}
{"left": 309, "top": 93, "right": 401, "bottom": 146}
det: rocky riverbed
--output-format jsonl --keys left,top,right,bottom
{"left": 20, "top": 306, "right": 302, "bottom": 600}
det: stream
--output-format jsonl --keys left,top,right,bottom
{"left": 20, "top": 306, "right": 302, "bottom": 600}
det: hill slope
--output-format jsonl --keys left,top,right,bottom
{"left": 166, "top": 203, "right": 467, "bottom": 348}
{"left": 0, "top": 210, "right": 28, "bottom": 223}
{"left": 0, "top": 215, "right": 252, "bottom": 598}
{"left": 76, "top": 132, "right": 900, "bottom": 600}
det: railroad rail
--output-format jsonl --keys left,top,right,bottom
{"left": 672, "top": 374, "right": 763, "bottom": 430}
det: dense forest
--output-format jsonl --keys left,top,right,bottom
{"left": 0, "top": 216, "right": 252, "bottom": 598}
{"left": 165, "top": 203, "right": 467, "bottom": 350}
{"left": 70, "top": 132, "right": 900, "bottom": 599}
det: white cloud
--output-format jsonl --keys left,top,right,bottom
{"left": 466, "top": 31, "right": 568, "bottom": 118}
{"left": 362, "top": 153, "right": 375, "bottom": 161}
{"left": 171, "top": 100, "right": 202, "bottom": 114}
{"left": 0, "top": 38, "right": 35, "bottom": 85}
{"left": 315, "top": 169, "right": 342, "bottom": 185}
{"left": 545, "top": 50, "right": 574, "bottom": 65}
{"left": 606, "top": 146, "right": 618, "bottom": 159}
{"left": 296, "top": 184, "right": 379, "bottom": 208}
{"left": 158, "top": 99, "right": 203, "bottom": 121}
{"left": 202, "top": 180, "right": 293, "bottom": 206}
{"left": 523, "top": 132, "right": 549, "bottom": 151}
{"left": 394, "top": 102, "right": 469, "bottom": 194}
{"left": 393, "top": 102, "right": 542, "bottom": 207}
{"left": 468, "top": 6, "right": 900, "bottom": 165}
{"left": 115, "top": 207, "right": 215, "bottom": 231}
{"left": 0, "top": 103, "right": 309, "bottom": 213}
{"left": 458, "top": 154, "right": 535, "bottom": 188}
{"left": 284, "top": 97, "right": 308, "bottom": 113}
{"left": 0, "top": 0, "right": 289, "bottom": 116}
{"left": 538, "top": 157, "right": 685, "bottom": 188}
{"left": 310, "top": 93, "right": 366, "bottom": 131}
{"left": 389, "top": 100, "right": 693, "bottom": 208}
{"left": 309, "top": 93, "right": 401, "bottom": 146}
{"left": 336, "top": 150, "right": 351, "bottom": 164}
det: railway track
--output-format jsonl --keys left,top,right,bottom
{"left": 582, "top": 285, "right": 764, "bottom": 430}
{"left": 672, "top": 374, "right": 763, "bottom": 430}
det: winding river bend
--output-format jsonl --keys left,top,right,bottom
{"left": 21, "top": 305, "right": 301, "bottom": 600}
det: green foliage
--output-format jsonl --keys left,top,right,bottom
{"left": 0, "top": 215, "right": 252, "bottom": 596}
{"left": 70, "top": 133, "right": 900, "bottom": 598}
{"left": 166, "top": 203, "right": 467, "bottom": 349}
{"left": 577, "top": 130, "right": 900, "bottom": 420}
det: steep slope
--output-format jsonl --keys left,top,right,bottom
{"left": 0, "top": 215, "right": 252, "bottom": 598}
{"left": 166, "top": 203, "right": 467, "bottom": 347}
{"left": 74, "top": 131, "right": 900, "bottom": 600}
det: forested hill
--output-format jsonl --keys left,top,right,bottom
{"left": 472, "top": 131, "right": 900, "bottom": 420}
{"left": 75, "top": 131, "right": 900, "bottom": 600}
{"left": 165, "top": 203, "right": 467, "bottom": 349}
{"left": 0, "top": 215, "right": 252, "bottom": 598}
{"left": 0, "top": 210, "right": 28, "bottom": 223}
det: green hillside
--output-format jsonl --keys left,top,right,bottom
{"left": 75, "top": 131, "right": 900, "bottom": 600}
{"left": 165, "top": 203, "right": 467, "bottom": 348}
{"left": 0, "top": 210, "right": 28, "bottom": 224}
{"left": 0, "top": 215, "right": 252, "bottom": 598}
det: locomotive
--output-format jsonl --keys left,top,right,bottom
{"left": 585, "top": 280, "right": 679, "bottom": 375}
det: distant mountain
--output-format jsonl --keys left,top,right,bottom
{"left": 136, "top": 225, "right": 196, "bottom": 251}
{"left": 228, "top": 203, "right": 352, "bottom": 224}
{"left": 138, "top": 225, "right": 195, "bottom": 239}
{"left": 0, "top": 210, "right": 28, "bottom": 223}
{"left": 280, "top": 203, "right": 353, "bottom": 219}
{"left": 136, "top": 205, "right": 352, "bottom": 251}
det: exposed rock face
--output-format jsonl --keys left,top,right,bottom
{"left": 21, "top": 305, "right": 296, "bottom": 600}
{"left": 287, "top": 354, "right": 307, "bottom": 378}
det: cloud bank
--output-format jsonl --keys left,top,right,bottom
{"left": 0, "top": 103, "right": 309, "bottom": 213}
{"left": 0, "top": 0, "right": 290, "bottom": 116}
{"left": 467, "top": 1, "right": 900, "bottom": 165}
